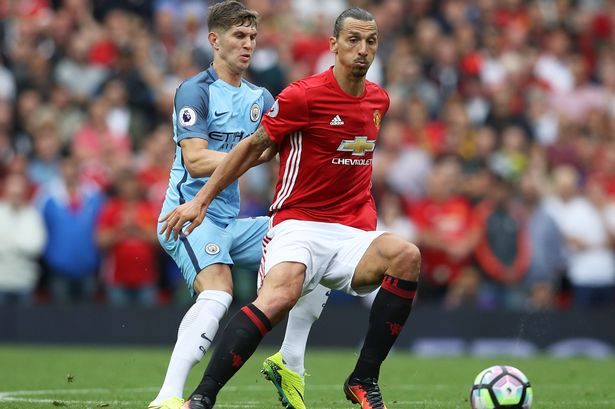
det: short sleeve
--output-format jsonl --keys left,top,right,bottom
{"left": 174, "top": 82, "right": 210, "bottom": 143}
{"left": 383, "top": 89, "right": 391, "bottom": 115}
{"left": 261, "top": 82, "right": 308, "bottom": 144}
{"left": 262, "top": 88, "right": 275, "bottom": 117}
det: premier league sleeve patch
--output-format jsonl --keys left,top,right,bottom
{"left": 179, "top": 106, "right": 197, "bottom": 127}
{"left": 267, "top": 99, "right": 279, "bottom": 118}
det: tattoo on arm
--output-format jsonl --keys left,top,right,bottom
{"left": 253, "top": 126, "right": 273, "bottom": 151}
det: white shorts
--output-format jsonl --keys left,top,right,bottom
{"left": 258, "top": 220, "right": 385, "bottom": 296}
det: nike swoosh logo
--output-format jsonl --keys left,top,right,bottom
{"left": 214, "top": 110, "right": 228, "bottom": 117}
{"left": 201, "top": 333, "right": 213, "bottom": 343}
{"left": 292, "top": 385, "right": 304, "bottom": 403}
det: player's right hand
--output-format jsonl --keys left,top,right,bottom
{"left": 159, "top": 200, "right": 207, "bottom": 241}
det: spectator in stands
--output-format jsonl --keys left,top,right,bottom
{"left": 490, "top": 124, "right": 529, "bottom": 181}
{"left": 534, "top": 27, "right": 574, "bottom": 94}
{"left": 0, "top": 56, "right": 16, "bottom": 101}
{"left": 0, "top": 173, "right": 46, "bottom": 304}
{"left": 545, "top": 165, "right": 615, "bottom": 307}
{"left": 0, "top": 100, "right": 14, "bottom": 175}
{"left": 549, "top": 54, "right": 604, "bottom": 124}
{"left": 13, "top": 87, "right": 43, "bottom": 155}
{"left": 100, "top": 78, "right": 149, "bottom": 150}
{"left": 373, "top": 116, "right": 432, "bottom": 201}
{"left": 410, "top": 154, "right": 480, "bottom": 302}
{"left": 72, "top": 98, "right": 132, "bottom": 190}
{"left": 519, "top": 171, "right": 566, "bottom": 310}
{"left": 135, "top": 123, "right": 175, "bottom": 207}
{"left": 377, "top": 188, "right": 417, "bottom": 244}
{"left": 54, "top": 34, "right": 108, "bottom": 103}
{"left": 403, "top": 96, "right": 446, "bottom": 156}
{"left": 48, "top": 84, "right": 87, "bottom": 149}
{"left": 387, "top": 52, "right": 440, "bottom": 118}
{"left": 36, "top": 156, "right": 105, "bottom": 304}
{"left": 96, "top": 167, "right": 159, "bottom": 307}
{"left": 26, "top": 107, "right": 63, "bottom": 187}
{"left": 473, "top": 172, "right": 530, "bottom": 309}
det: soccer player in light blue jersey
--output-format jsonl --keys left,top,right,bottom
{"left": 149, "top": 2, "right": 329, "bottom": 409}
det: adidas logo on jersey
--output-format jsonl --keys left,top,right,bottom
{"left": 330, "top": 115, "right": 344, "bottom": 126}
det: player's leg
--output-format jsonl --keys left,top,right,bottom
{"left": 152, "top": 265, "right": 233, "bottom": 407}
{"left": 262, "top": 284, "right": 330, "bottom": 409}
{"left": 343, "top": 232, "right": 421, "bottom": 409}
{"left": 183, "top": 262, "right": 305, "bottom": 409}
{"left": 229, "top": 216, "right": 321, "bottom": 407}
{"left": 234, "top": 218, "right": 332, "bottom": 409}
{"left": 280, "top": 284, "right": 330, "bottom": 374}
{"left": 150, "top": 222, "right": 234, "bottom": 409}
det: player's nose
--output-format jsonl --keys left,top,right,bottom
{"left": 357, "top": 40, "right": 368, "bottom": 55}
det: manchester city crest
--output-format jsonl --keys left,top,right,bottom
{"left": 250, "top": 103, "right": 261, "bottom": 122}
{"left": 205, "top": 243, "right": 220, "bottom": 255}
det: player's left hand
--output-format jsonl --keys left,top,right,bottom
{"left": 159, "top": 200, "right": 207, "bottom": 241}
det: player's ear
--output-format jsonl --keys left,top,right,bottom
{"left": 329, "top": 36, "right": 338, "bottom": 53}
{"left": 208, "top": 31, "right": 220, "bottom": 50}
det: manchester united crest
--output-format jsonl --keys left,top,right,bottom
{"left": 373, "top": 110, "right": 381, "bottom": 130}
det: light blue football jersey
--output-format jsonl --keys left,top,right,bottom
{"left": 160, "top": 66, "right": 274, "bottom": 225}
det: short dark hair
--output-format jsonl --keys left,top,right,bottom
{"left": 207, "top": 0, "right": 259, "bottom": 33}
{"left": 333, "top": 7, "right": 375, "bottom": 38}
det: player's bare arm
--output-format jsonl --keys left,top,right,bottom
{"left": 159, "top": 125, "right": 273, "bottom": 240}
{"left": 255, "top": 142, "right": 278, "bottom": 165}
{"left": 180, "top": 138, "right": 228, "bottom": 178}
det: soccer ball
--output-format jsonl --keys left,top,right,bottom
{"left": 470, "top": 365, "right": 533, "bottom": 409}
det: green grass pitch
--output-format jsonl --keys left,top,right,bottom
{"left": 1, "top": 345, "right": 614, "bottom": 408}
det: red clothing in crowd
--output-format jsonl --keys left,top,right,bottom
{"left": 97, "top": 199, "right": 159, "bottom": 287}
{"left": 411, "top": 195, "right": 477, "bottom": 286}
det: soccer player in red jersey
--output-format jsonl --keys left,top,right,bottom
{"left": 160, "top": 8, "right": 421, "bottom": 409}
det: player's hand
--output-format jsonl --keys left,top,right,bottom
{"left": 159, "top": 200, "right": 207, "bottom": 241}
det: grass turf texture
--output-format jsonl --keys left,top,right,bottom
{"left": 1, "top": 345, "right": 614, "bottom": 409}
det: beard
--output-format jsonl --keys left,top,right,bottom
{"left": 351, "top": 65, "right": 369, "bottom": 78}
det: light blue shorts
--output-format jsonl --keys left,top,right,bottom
{"left": 158, "top": 216, "right": 269, "bottom": 295}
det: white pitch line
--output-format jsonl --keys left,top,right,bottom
{"left": 1, "top": 386, "right": 614, "bottom": 409}
{"left": 0, "top": 387, "right": 157, "bottom": 396}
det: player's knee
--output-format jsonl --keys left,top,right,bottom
{"left": 391, "top": 241, "right": 421, "bottom": 281}
{"left": 193, "top": 265, "right": 234, "bottom": 294}
{"left": 274, "top": 293, "right": 299, "bottom": 314}
{"left": 255, "top": 291, "right": 299, "bottom": 325}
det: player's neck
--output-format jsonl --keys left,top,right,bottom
{"left": 332, "top": 65, "right": 365, "bottom": 97}
{"left": 212, "top": 62, "right": 243, "bottom": 87}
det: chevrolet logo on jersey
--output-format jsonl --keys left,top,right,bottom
{"left": 337, "top": 136, "right": 376, "bottom": 156}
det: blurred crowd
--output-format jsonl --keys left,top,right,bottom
{"left": 0, "top": 0, "right": 614, "bottom": 310}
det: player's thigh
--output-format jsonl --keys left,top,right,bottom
{"left": 158, "top": 218, "right": 233, "bottom": 294}
{"left": 325, "top": 230, "right": 385, "bottom": 295}
{"left": 229, "top": 216, "right": 269, "bottom": 269}
{"left": 353, "top": 232, "right": 421, "bottom": 288}
{"left": 254, "top": 261, "right": 306, "bottom": 324}
{"left": 193, "top": 263, "right": 233, "bottom": 293}
{"left": 258, "top": 220, "right": 328, "bottom": 295}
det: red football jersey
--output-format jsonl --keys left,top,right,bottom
{"left": 261, "top": 67, "right": 389, "bottom": 231}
